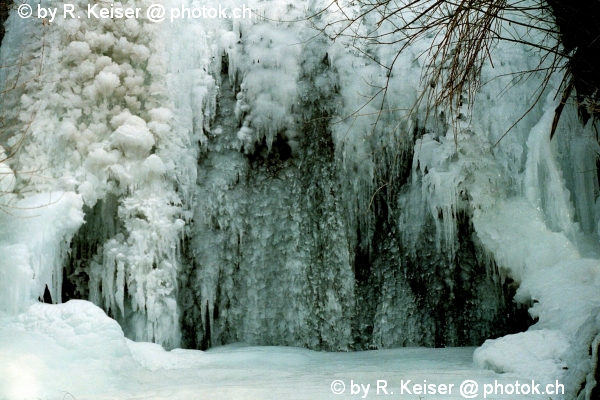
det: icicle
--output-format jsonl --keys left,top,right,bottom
{"left": 524, "top": 106, "right": 578, "bottom": 243}
{"left": 570, "top": 136, "right": 599, "bottom": 234}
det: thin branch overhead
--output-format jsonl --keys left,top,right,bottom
{"left": 313, "top": 0, "right": 600, "bottom": 144}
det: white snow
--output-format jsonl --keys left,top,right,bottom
{"left": 474, "top": 330, "right": 569, "bottom": 383}
{"left": 109, "top": 116, "right": 155, "bottom": 158}
{"left": 0, "top": 300, "right": 563, "bottom": 399}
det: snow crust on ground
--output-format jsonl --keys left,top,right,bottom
{"left": 0, "top": 300, "right": 564, "bottom": 399}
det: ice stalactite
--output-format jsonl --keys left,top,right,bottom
{"left": 0, "top": 192, "right": 84, "bottom": 314}
{"left": 0, "top": 0, "right": 213, "bottom": 348}
{"left": 180, "top": 14, "right": 357, "bottom": 350}
{"left": 175, "top": 0, "right": 530, "bottom": 351}
{"left": 524, "top": 104, "right": 578, "bottom": 243}
{"left": 470, "top": 97, "right": 600, "bottom": 397}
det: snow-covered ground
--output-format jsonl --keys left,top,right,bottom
{"left": 0, "top": 301, "right": 565, "bottom": 400}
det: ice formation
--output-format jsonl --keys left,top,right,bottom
{"left": 0, "top": 0, "right": 599, "bottom": 398}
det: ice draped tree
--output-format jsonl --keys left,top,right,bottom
{"left": 315, "top": 0, "right": 600, "bottom": 136}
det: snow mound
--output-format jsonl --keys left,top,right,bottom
{"left": 0, "top": 300, "right": 137, "bottom": 399}
{"left": 14, "top": 300, "right": 130, "bottom": 358}
{"left": 474, "top": 330, "right": 569, "bottom": 383}
{"left": 126, "top": 340, "right": 207, "bottom": 371}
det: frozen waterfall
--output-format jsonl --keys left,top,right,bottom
{"left": 1, "top": 0, "right": 600, "bottom": 398}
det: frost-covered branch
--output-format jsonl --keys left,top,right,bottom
{"left": 313, "top": 0, "right": 600, "bottom": 141}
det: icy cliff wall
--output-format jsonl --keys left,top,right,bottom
{"left": 0, "top": 0, "right": 212, "bottom": 348}
{"left": 196, "top": 6, "right": 600, "bottom": 366}
{"left": 1, "top": 0, "right": 600, "bottom": 396}
{"left": 178, "top": 0, "right": 546, "bottom": 351}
